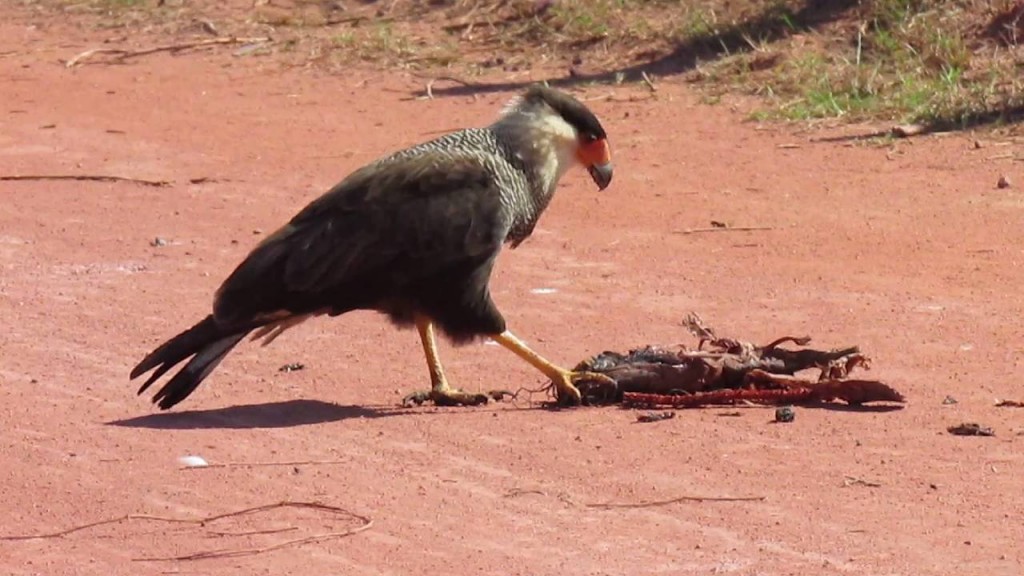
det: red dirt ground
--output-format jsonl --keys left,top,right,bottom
{"left": 2, "top": 6, "right": 1023, "bottom": 576}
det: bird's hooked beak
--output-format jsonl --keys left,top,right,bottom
{"left": 588, "top": 162, "right": 613, "bottom": 190}
{"left": 578, "top": 137, "right": 613, "bottom": 191}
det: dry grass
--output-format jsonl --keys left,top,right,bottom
{"left": 22, "top": 0, "right": 1024, "bottom": 130}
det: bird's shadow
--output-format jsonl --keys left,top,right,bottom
{"left": 106, "top": 398, "right": 403, "bottom": 430}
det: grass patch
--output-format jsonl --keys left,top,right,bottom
{"left": 21, "top": 0, "right": 1024, "bottom": 130}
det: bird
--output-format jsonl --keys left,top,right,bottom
{"left": 129, "top": 84, "right": 616, "bottom": 410}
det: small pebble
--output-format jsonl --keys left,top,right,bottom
{"left": 997, "top": 175, "right": 1011, "bottom": 189}
{"left": 178, "top": 455, "right": 209, "bottom": 468}
{"left": 775, "top": 406, "right": 795, "bottom": 423}
{"left": 150, "top": 237, "right": 169, "bottom": 247}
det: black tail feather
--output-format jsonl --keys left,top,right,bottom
{"left": 131, "top": 315, "right": 250, "bottom": 410}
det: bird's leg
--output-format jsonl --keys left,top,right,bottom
{"left": 401, "top": 315, "right": 491, "bottom": 407}
{"left": 490, "top": 331, "right": 615, "bottom": 406}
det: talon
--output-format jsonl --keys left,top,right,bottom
{"left": 550, "top": 369, "right": 605, "bottom": 406}
{"left": 401, "top": 391, "right": 431, "bottom": 407}
{"left": 572, "top": 371, "right": 617, "bottom": 386}
{"left": 488, "top": 389, "right": 516, "bottom": 401}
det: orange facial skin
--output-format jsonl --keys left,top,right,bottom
{"left": 577, "top": 137, "right": 612, "bottom": 167}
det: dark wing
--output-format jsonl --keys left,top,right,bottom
{"left": 212, "top": 151, "right": 508, "bottom": 325}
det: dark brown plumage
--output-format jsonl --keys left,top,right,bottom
{"left": 131, "top": 85, "right": 615, "bottom": 410}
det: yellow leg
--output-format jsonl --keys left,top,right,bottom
{"left": 402, "top": 315, "right": 491, "bottom": 407}
{"left": 416, "top": 315, "right": 449, "bottom": 391}
{"left": 490, "top": 330, "right": 616, "bottom": 405}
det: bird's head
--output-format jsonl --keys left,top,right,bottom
{"left": 494, "top": 85, "right": 613, "bottom": 192}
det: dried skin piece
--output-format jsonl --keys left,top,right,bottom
{"left": 806, "top": 379, "right": 905, "bottom": 405}
{"left": 820, "top": 353, "right": 871, "bottom": 380}
{"left": 575, "top": 349, "right": 724, "bottom": 399}
{"left": 745, "top": 369, "right": 905, "bottom": 405}
{"left": 948, "top": 423, "right": 995, "bottom": 436}
{"left": 636, "top": 411, "right": 675, "bottom": 423}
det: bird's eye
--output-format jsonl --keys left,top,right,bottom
{"left": 582, "top": 133, "right": 598, "bottom": 142}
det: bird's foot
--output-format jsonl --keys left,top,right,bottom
{"left": 402, "top": 387, "right": 499, "bottom": 407}
{"left": 549, "top": 369, "right": 617, "bottom": 407}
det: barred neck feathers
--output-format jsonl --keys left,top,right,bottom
{"left": 489, "top": 94, "right": 581, "bottom": 199}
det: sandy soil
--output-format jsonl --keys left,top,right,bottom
{"left": 1, "top": 6, "right": 1022, "bottom": 576}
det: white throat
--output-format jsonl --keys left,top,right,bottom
{"left": 493, "top": 104, "right": 580, "bottom": 195}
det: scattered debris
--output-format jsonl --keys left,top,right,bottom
{"left": 774, "top": 406, "right": 796, "bottom": 423}
{"left": 636, "top": 411, "right": 675, "bottom": 423}
{"left": 843, "top": 475, "right": 882, "bottom": 488}
{"left": 65, "top": 36, "right": 272, "bottom": 68}
{"left": 150, "top": 237, "right": 169, "bottom": 248}
{"left": 995, "top": 399, "right": 1024, "bottom": 407}
{"left": 0, "top": 174, "right": 171, "bottom": 187}
{"left": 947, "top": 422, "right": 995, "bottom": 436}
{"left": 570, "top": 313, "right": 905, "bottom": 410}
{"left": 279, "top": 362, "right": 305, "bottom": 373}
{"left": 997, "top": 175, "right": 1012, "bottom": 189}
{"left": 942, "top": 395, "right": 958, "bottom": 405}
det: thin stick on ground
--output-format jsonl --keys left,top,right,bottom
{"left": 1, "top": 500, "right": 372, "bottom": 561}
{"left": 676, "top": 226, "right": 775, "bottom": 234}
{"left": 843, "top": 475, "right": 882, "bottom": 488}
{"left": 206, "top": 526, "right": 299, "bottom": 537}
{"left": 65, "top": 37, "right": 271, "bottom": 68}
{"left": 136, "top": 528, "right": 373, "bottom": 562}
{"left": 180, "top": 459, "right": 350, "bottom": 470}
{"left": 0, "top": 514, "right": 197, "bottom": 540}
{"left": 1, "top": 174, "right": 171, "bottom": 187}
{"left": 587, "top": 494, "right": 766, "bottom": 509}
{"left": 412, "top": 74, "right": 485, "bottom": 89}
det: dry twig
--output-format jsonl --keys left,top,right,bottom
{"left": 843, "top": 475, "right": 882, "bottom": 488}
{"left": 587, "top": 494, "right": 765, "bottom": 509}
{"left": 180, "top": 459, "right": 349, "bottom": 470}
{"left": 1, "top": 174, "right": 171, "bottom": 187}
{"left": 640, "top": 71, "right": 657, "bottom": 93}
{"left": 65, "top": 37, "right": 271, "bottom": 68}
{"left": 677, "top": 225, "right": 775, "bottom": 234}
{"left": 1, "top": 501, "right": 371, "bottom": 562}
